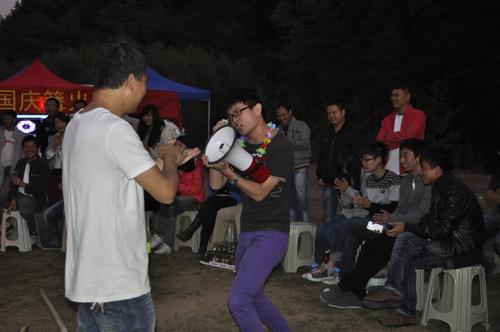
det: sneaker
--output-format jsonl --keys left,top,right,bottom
{"left": 199, "top": 253, "right": 212, "bottom": 265}
{"left": 30, "top": 228, "right": 38, "bottom": 239}
{"left": 305, "top": 266, "right": 337, "bottom": 282}
{"left": 322, "top": 274, "right": 340, "bottom": 285}
{"left": 41, "top": 243, "right": 62, "bottom": 250}
{"left": 154, "top": 243, "right": 172, "bottom": 255}
{"left": 302, "top": 263, "right": 321, "bottom": 278}
{"left": 320, "top": 286, "right": 362, "bottom": 309}
{"left": 149, "top": 234, "right": 163, "bottom": 249}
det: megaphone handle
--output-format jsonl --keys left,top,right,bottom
{"left": 235, "top": 161, "right": 266, "bottom": 177}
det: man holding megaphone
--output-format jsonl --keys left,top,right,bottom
{"left": 203, "top": 86, "right": 294, "bottom": 332}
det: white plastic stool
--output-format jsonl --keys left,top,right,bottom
{"left": 420, "top": 265, "right": 489, "bottom": 332}
{"left": 1, "top": 211, "right": 40, "bottom": 252}
{"left": 173, "top": 211, "right": 200, "bottom": 252}
{"left": 283, "top": 222, "right": 316, "bottom": 273}
{"left": 145, "top": 210, "right": 157, "bottom": 240}
{"left": 226, "top": 222, "right": 236, "bottom": 243}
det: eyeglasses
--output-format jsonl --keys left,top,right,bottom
{"left": 360, "top": 157, "right": 376, "bottom": 163}
{"left": 228, "top": 106, "right": 250, "bottom": 122}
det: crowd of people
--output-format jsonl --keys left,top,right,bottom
{"left": 0, "top": 36, "right": 498, "bottom": 332}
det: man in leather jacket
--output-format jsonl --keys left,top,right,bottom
{"left": 361, "top": 147, "right": 485, "bottom": 327}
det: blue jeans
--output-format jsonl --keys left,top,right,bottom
{"left": 0, "top": 165, "right": 11, "bottom": 191}
{"left": 289, "top": 168, "right": 309, "bottom": 223}
{"left": 481, "top": 208, "right": 500, "bottom": 273}
{"left": 228, "top": 230, "right": 292, "bottom": 332}
{"left": 157, "top": 196, "right": 201, "bottom": 246}
{"left": 314, "top": 214, "right": 346, "bottom": 264}
{"left": 76, "top": 292, "right": 156, "bottom": 332}
{"left": 43, "top": 199, "right": 64, "bottom": 245}
{"left": 384, "top": 232, "right": 443, "bottom": 317}
{"left": 322, "top": 183, "right": 338, "bottom": 222}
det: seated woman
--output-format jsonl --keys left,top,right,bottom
{"left": 45, "top": 112, "right": 70, "bottom": 206}
{"left": 149, "top": 135, "right": 205, "bottom": 254}
{"left": 176, "top": 168, "right": 241, "bottom": 259}
{"left": 137, "top": 103, "right": 176, "bottom": 159}
{"left": 304, "top": 148, "right": 367, "bottom": 279}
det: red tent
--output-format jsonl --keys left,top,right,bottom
{"left": 0, "top": 60, "right": 182, "bottom": 127}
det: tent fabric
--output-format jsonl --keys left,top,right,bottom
{"left": 0, "top": 60, "right": 182, "bottom": 128}
{"left": 146, "top": 67, "right": 210, "bottom": 101}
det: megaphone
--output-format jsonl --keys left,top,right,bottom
{"left": 204, "top": 124, "right": 271, "bottom": 183}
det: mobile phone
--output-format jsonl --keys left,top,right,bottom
{"left": 366, "top": 221, "right": 384, "bottom": 232}
{"left": 385, "top": 223, "right": 394, "bottom": 230}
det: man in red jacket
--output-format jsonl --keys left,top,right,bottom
{"left": 376, "top": 85, "right": 425, "bottom": 175}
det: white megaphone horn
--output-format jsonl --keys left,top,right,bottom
{"left": 204, "top": 124, "right": 271, "bottom": 183}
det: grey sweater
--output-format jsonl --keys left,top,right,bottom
{"left": 388, "top": 172, "right": 431, "bottom": 224}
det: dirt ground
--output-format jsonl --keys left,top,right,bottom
{"left": 1, "top": 166, "right": 498, "bottom": 332}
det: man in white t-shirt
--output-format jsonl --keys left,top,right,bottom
{"left": 376, "top": 84, "right": 425, "bottom": 175}
{"left": 63, "top": 37, "right": 199, "bottom": 331}
{"left": 0, "top": 109, "right": 25, "bottom": 191}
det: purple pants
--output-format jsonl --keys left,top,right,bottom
{"left": 228, "top": 230, "right": 293, "bottom": 332}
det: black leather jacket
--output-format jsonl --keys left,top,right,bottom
{"left": 405, "top": 171, "right": 485, "bottom": 269}
{"left": 316, "top": 120, "right": 364, "bottom": 185}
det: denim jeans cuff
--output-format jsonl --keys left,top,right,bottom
{"left": 384, "top": 284, "right": 404, "bottom": 299}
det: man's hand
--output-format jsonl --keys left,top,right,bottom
{"left": 318, "top": 178, "right": 324, "bottom": 188}
{"left": 373, "top": 210, "right": 389, "bottom": 224}
{"left": 334, "top": 177, "right": 349, "bottom": 192}
{"left": 12, "top": 177, "right": 25, "bottom": 188}
{"left": 158, "top": 140, "right": 200, "bottom": 166}
{"left": 386, "top": 222, "right": 405, "bottom": 237}
{"left": 353, "top": 195, "right": 371, "bottom": 208}
{"left": 202, "top": 154, "right": 231, "bottom": 173}
{"left": 7, "top": 199, "right": 16, "bottom": 214}
{"left": 213, "top": 120, "right": 228, "bottom": 132}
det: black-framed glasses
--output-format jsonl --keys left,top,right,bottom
{"left": 228, "top": 106, "right": 250, "bottom": 122}
{"left": 360, "top": 157, "right": 375, "bottom": 163}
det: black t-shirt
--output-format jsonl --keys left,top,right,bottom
{"left": 487, "top": 168, "right": 500, "bottom": 210}
{"left": 240, "top": 131, "right": 293, "bottom": 233}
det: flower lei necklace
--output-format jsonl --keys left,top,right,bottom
{"left": 237, "top": 122, "right": 277, "bottom": 161}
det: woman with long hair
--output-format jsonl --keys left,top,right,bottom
{"left": 137, "top": 104, "right": 174, "bottom": 159}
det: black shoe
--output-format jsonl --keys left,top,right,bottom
{"left": 30, "top": 228, "right": 38, "bottom": 239}
{"left": 176, "top": 218, "right": 203, "bottom": 242}
{"left": 195, "top": 247, "right": 207, "bottom": 260}
{"left": 41, "top": 242, "right": 62, "bottom": 250}
{"left": 0, "top": 224, "right": 14, "bottom": 236}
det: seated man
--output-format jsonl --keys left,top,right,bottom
{"left": 361, "top": 147, "right": 485, "bottom": 327}
{"left": 482, "top": 166, "right": 500, "bottom": 274}
{"left": 6, "top": 136, "right": 51, "bottom": 238}
{"left": 320, "top": 138, "right": 431, "bottom": 308}
{"left": 149, "top": 135, "right": 205, "bottom": 254}
{"left": 306, "top": 142, "right": 400, "bottom": 283}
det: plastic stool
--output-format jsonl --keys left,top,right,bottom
{"left": 283, "top": 222, "right": 316, "bottom": 273}
{"left": 145, "top": 210, "right": 157, "bottom": 240}
{"left": 420, "top": 265, "right": 489, "bottom": 332}
{"left": 226, "top": 222, "right": 236, "bottom": 243}
{"left": 173, "top": 211, "right": 200, "bottom": 252}
{"left": 365, "top": 268, "right": 388, "bottom": 291}
{"left": 1, "top": 211, "right": 40, "bottom": 252}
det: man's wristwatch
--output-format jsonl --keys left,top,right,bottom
{"left": 230, "top": 174, "right": 240, "bottom": 185}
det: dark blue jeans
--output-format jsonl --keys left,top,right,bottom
{"left": 228, "top": 230, "right": 292, "bottom": 332}
{"left": 322, "top": 183, "right": 338, "bottom": 222}
{"left": 43, "top": 199, "right": 64, "bottom": 245}
{"left": 16, "top": 193, "right": 38, "bottom": 234}
{"left": 384, "top": 232, "right": 443, "bottom": 317}
{"left": 314, "top": 214, "right": 346, "bottom": 265}
{"left": 157, "top": 196, "right": 201, "bottom": 246}
{"left": 76, "top": 292, "right": 156, "bottom": 332}
{"left": 290, "top": 168, "right": 310, "bottom": 223}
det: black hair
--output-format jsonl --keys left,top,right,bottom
{"left": 400, "top": 138, "right": 426, "bottom": 159}
{"left": 325, "top": 100, "right": 345, "bottom": 111}
{"left": 2, "top": 109, "right": 17, "bottom": 118}
{"left": 176, "top": 135, "right": 195, "bottom": 172}
{"left": 222, "top": 85, "right": 266, "bottom": 122}
{"left": 22, "top": 135, "right": 39, "bottom": 148}
{"left": 336, "top": 148, "right": 362, "bottom": 191}
{"left": 275, "top": 101, "right": 291, "bottom": 112}
{"left": 420, "top": 147, "right": 454, "bottom": 173}
{"left": 73, "top": 99, "right": 87, "bottom": 107}
{"left": 137, "top": 104, "right": 163, "bottom": 147}
{"left": 363, "top": 141, "right": 389, "bottom": 166}
{"left": 54, "top": 112, "right": 70, "bottom": 125}
{"left": 176, "top": 134, "right": 189, "bottom": 148}
{"left": 392, "top": 83, "right": 411, "bottom": 95}
{"left": 91, "top": 37, "right": 148, "bottom": 90}
{"left": 45, "top": 97, "right": 60, "bottom": 108}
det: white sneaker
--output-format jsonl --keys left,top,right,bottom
{"left": 154, "top": 243, "right": 172, "bottom": 255}
{"left": 322, "top": 274, "right": 340, "bottom": 285}
{"left": 149, "top": 234, "right": 163, "bottom": 249}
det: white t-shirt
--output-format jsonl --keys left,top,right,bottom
{"left": 63, "top": 107, "right": 156, "bottom": 303}
{"left": 1, "top": 130, "right": 15, "bottom": 167}
{"left": 385, "top": 114, "right": 404, "bottom": 175}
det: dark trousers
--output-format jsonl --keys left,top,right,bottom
{"left": 198, "top": 195, "right": 238, "bottom": 246}
{"left": 338, "top": 233, "right": 396, "bottom": 300}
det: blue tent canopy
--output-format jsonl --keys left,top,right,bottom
{"left": 146, "top": 67, "right": 210, "bottom": 101}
